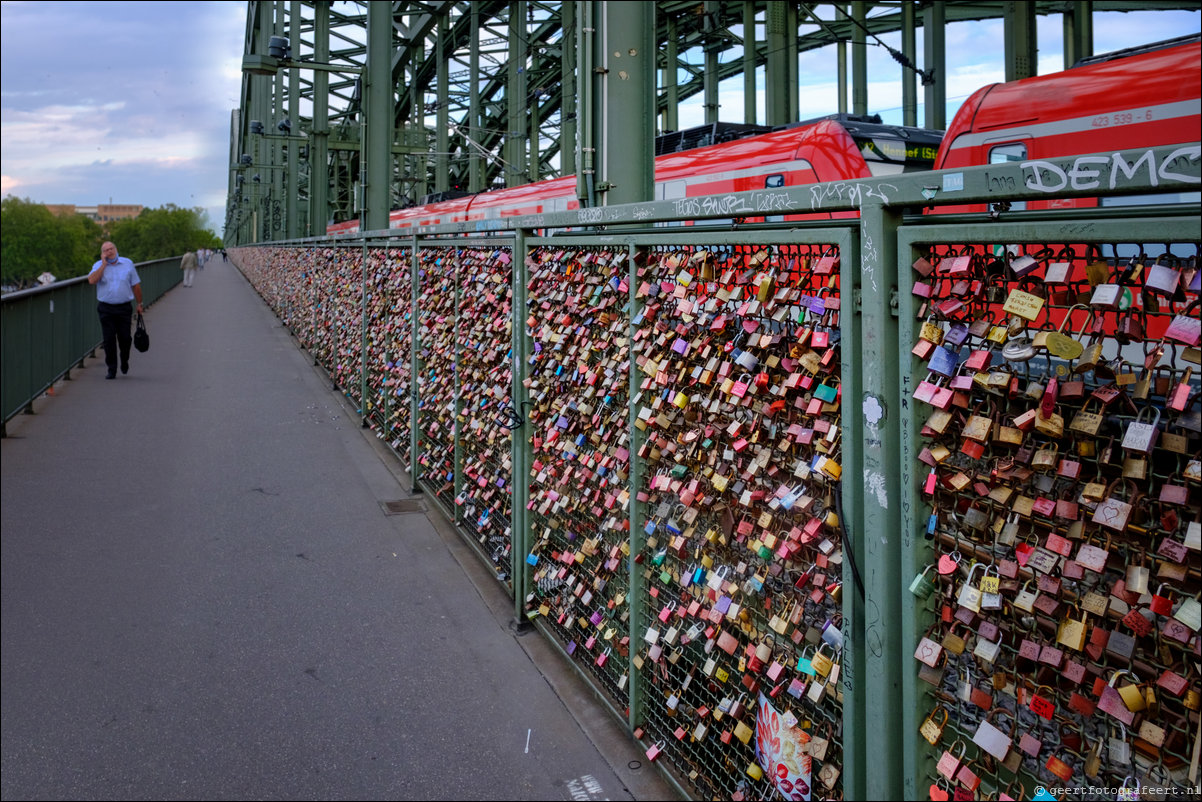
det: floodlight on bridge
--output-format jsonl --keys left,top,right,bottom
{"left": 241, "top": 54, "right": 281, "bottom": 76}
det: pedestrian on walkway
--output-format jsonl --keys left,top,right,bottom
{"left": 181, "top": 250, "right": 198, "bottom": 287}
{"left": 87, "top": 241, "right": 143, "bottom": 379}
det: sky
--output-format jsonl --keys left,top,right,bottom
{"left": 1, "top": 2, "right": 1198, "bottom": 241}
{"left": 0, "top": 1, "right": 245, "bottom": 236}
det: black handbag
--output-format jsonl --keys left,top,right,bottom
{"left": 133, "top": 312, "right": 149, "bottom": 352}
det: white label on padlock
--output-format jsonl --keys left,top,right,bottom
{"left": 1121, "top": 422, "right": 1157, "bottom": 454}
{"left": 1174, "top": 597, "right": 1201, "bottom": 632}
{"left": 1127, "top": 566, "right": 1150, "bottom": 595}
{"left": 974, "top": 638, "right": 1001, "bottom": 663}
{"left": 981, "top": 591, "right": 1003, "bottom": 610}
{"left": 972, "top": 719, "right": 1010, "bottom": 760}
{"left": 1184, "top": 521, "right": 1201, "bottom": 552}
{"left": 958, "top": 583, "right": 983, "bottom": 613}
{"left": 1090, "top": 283, "right": 1121, "bottom": 308}
{"left": 735, "top": 350, "right": 758, "bottom": 370}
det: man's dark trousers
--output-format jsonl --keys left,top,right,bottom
{"left": 97, "top": 301, "right": 133, "bottom": 375}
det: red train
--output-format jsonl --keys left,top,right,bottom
{"left": 935, "top": 33, "right": 1200, "bottom": 213}
{"left": 328, "top": 35, "right": 1199, "bottom": 235}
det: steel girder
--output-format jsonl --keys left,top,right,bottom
{"left": 231, "top": 1, "right": 1199, "bottom": 238}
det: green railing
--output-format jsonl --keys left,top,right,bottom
{"left": 1, "top": 257, "right": 181, "bottom": 432}
{"left": 233, "top": 144, "right": 1200, "bottom": 801}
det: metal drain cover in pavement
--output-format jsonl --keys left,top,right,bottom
{"left": 380, "top": 499, "right": 426, "bottom": 515}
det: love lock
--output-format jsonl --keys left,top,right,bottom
{"left": 1043, "top": 304, "right": 1091, "bottom": 360}
{"left": 1001, "top": 334, "right": 1036, "bottom": 363}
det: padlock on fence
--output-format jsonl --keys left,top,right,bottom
{"left": 1121, "top": 406, "right": 1160, "bottom": 455}
{"left": 920, "top": 704, "right": 949, "bottom": 745}
{"left": 972, "top": 707, "right": 1014, "bottom": 761}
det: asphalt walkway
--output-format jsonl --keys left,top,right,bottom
{"left": 0, "top": 256, "right": 681, "bottom": 802}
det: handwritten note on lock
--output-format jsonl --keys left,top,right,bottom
{"left": 1002, "top": 289, "right": 1045, "bottom": 321}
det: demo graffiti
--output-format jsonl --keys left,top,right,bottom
{"left": 1021, "top": 145, "right": 1202, "bottom": 193}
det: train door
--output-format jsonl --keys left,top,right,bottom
{"left": 656, "top": 180, "right": 688, "bottom": 227}
{"left": 989, "top": 141, "right": 1029, "bottom": 211}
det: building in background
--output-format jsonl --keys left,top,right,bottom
{"left": 43, "top": 203, "right": 143, "bottom": 223}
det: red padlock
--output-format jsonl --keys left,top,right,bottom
{"left": 1040, "top": 375, "right": 1059, "bottom": 418}
{"left": 1150, "top": 585, "right": 1173, "bottom": 616}
{"left": 1030, "top": 692, "right": 1055, "bottom": 720}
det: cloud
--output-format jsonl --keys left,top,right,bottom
{"left": 1, "top": 1, "right": 244, "bottom": 232}
{"left": 3, "top": 100, "right": 206, "bottom": 179}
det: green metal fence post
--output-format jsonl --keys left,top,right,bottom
{"left": 312, "top": 252, "right": 319, "bottom": 366}
{"left": 453, "top": 247, "right": 464, "bottom": 526}
{"left": 361, "top": 234, "right": 369, "bottom": 426}
{"left": 855, "top": 199, "right": 906, "bottom": 798}
{"left": 625, "top": 239, "right": 644, "bottom": 730}
{"left": 835, "top": 227, "right": 866, "bottom": 802}
{"left": 511, "top": 227, "right": 530, "bottom": 618}
{"left": 410, "top": 235, "right": 421, "bottom": 492}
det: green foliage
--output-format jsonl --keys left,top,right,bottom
{"left": 1, "top": 198, "right": 221, "bottom": 289}
{"left": 107, "top": 204, "right": 221, "bottom": 263}
{"left": 59, "top": 213, "right": 106, "bottom": 275}
{"left": 1, "top": 196, "right": 102, "bottom": 287}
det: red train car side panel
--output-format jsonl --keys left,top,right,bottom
{"left": 935, "top": 38, "right": 1201, "bottom": 212}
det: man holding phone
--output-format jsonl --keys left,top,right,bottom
{"left": 87, "top": 241, "right": 144, "bottom": 379}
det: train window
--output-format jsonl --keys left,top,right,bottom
{"left": 989, "top": 143, "right": 1027, "bottom": 164}
{"left": 763, "top": 175, "right": 786, "bottom": 222}
{"left": 865, "top": 162, "right": 905, "bottom": 176}
{"left": 1099, "top": 190, "right": 1202, "bottom": 208}
{"left": 990, "top": 143, "right": 1028, "bottom": 209}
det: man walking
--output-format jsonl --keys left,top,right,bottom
{"left": 181, "top": 250, "right": 198, "bottom": 287}
{"left": 87, "top": 241, "right": 143, "bottom": 380}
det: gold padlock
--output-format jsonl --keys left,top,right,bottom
{"left": 941, "top": 623, "right": 968, "bottom": 655}
{"left": 1143, "top": 685, "right": 1158, "bottom": 716}
{"left": 811, "top": 643, "right": 835, "bottom": 677}
{"left": 1083, "top": 738, "right": 1103, "bottom": 778}
{"left": 920, "top": 705, "right": 948, "bottom": 745}
{"left": 1056, "top": 606, "right": 1088, "bottom": 651}
{"left": 1117, "top": 679, "right": 1147, "bottom": 713}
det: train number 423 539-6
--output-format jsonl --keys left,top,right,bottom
{"left": 1091, "top": 110, "right": 1155, "bottom": 127}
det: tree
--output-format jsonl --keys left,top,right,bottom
{"left": 1, "top": 198, "right": 220, "bottom": 290}
{"left": 57, "top": 211, "right": 105, "bottom": 275}
{"left": 107, "top": 204, "right": 221, "bottom": 263}
{"left": 1, "top": 196, "right": 103, "bottom": 287}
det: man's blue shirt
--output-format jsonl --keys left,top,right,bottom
{"left": 89, "top": 257, "right": 141, "bottom": 304}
